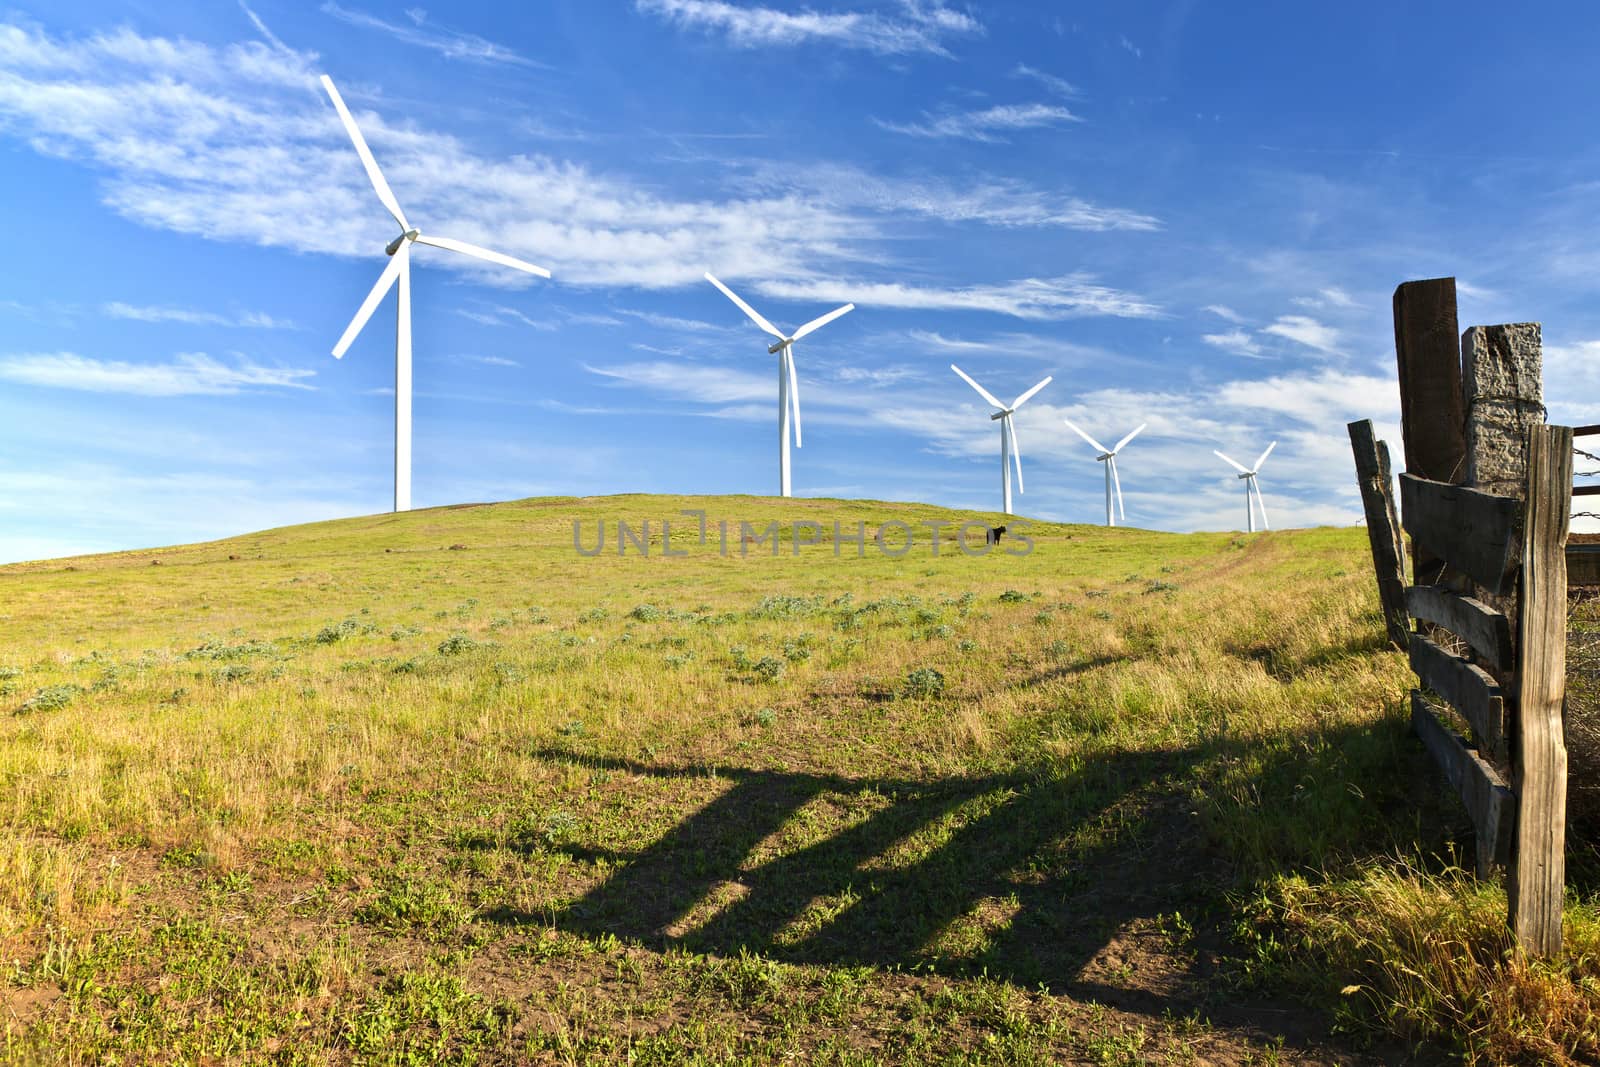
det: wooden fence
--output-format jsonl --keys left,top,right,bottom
{"left": 1349, "top": 276, "right": 1572, "bottom": 957}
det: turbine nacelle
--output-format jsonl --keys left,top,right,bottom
{"left": 767, "top": 338, "right": 794, "bottom": 355}
{"left": 385, "top": 229, "right": 421, "bottom": 256}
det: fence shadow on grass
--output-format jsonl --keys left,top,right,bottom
{"left": 468, "top": 713, "right": 1445, "bottom": 1052}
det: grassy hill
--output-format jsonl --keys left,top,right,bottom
{"left": 2, "top": 495, "right": 1596, "bottom": 1063}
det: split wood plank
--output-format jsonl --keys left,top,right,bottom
{"left": 1405, "top": 585, "right": 1513, "bottom": 671}
{"left": 1409, "top": 632, "right": 1505, "bottom": 761}
{"left": 1398, "top": 474, "right": 1520, "bottom": 594}
{"left": 1348, "top": 420, "right": 1410, "bottom": 649}
{"left": 1412, "top": 691, "right": 1514, "bottom": 876}
{"left": 1509, "top": 424, "right": 1572, "bottom": 958}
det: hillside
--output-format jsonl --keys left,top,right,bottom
{"left": 0, "top": 495, "right": 1566, "bottom": 1063}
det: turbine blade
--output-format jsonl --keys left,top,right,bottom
{"left": 786, "top": 348, "right": 802, "bottom": 448}
{"left": 1061, "top": 416, "right": 1110, "bottom": 456}
{"left": 413, "top": 234, "right": 551, "bottom": 278}
{"left": 1112, "top": 422, "right": 1147, "bottom": 455}
{"left": 320, "top": 74, "right": 409, "bottom": 232}
{"left": 704, "top": 272, "right": 783, "bottom": 339}
{"left": 793, "top": 303, "right": 854, "bottom": 340}
{"left": 1254, "top": 477, "right": 1270, "bottom": 530}
{"left": 1011, "top": 375, "right": 1053, "bottom": 409}
{"left": 332, "top": 250, "right": 405, "bottom": 358}
{"left": 950, "top": 364, "right": 1005, "bottom": 410}
{"left": 1111, "top": 456, "right": 1126, "bottom": 519}
{"left": 1008, "top": 416, "right": 1024, "bottom": 493}
{"left": 1214, "top": 450, "right": 1249, "bottom": 475}
{"left": 1254, "top": 440, "right": 1278, "bottom": 471}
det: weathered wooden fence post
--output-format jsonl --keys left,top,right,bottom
{"left": 1511, "top": 423, "right": 1571, "bottom": 957}
{"left": 1348, "top": 419, "right": 1410, "bottom": 649}
{"left": 1394, "top": 278, "right": 1467, "bottom": 586}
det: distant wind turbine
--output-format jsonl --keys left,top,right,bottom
{"left": 951, "top": 364, "right": 1053, "bottom": 515}
{"left": 320, "top": 74, "right": 550, "bottom": 513}
{"left": 1062, "top": 417, "right": 1146, "bottom": 527}
{"left": 1214, "top": 442, "right": 1277, "bottom": 532}
{"left": 703, "top": 273, "right": 854, "bottom": 498}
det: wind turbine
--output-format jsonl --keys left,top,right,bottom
{"left": 703, "top": 273, "right": 854, "bottom": 497}
{"left": 320, "top": 74, "right": 550, "bottom": 513}
{"left": 950, "top": 365, "right": 1053, "bottom": 515}
{"left": 1214, "top": 442, "right": 1277, "bottom": 532}
{"left": 1062, "top": 417, "right": 1146, "bottom": 527}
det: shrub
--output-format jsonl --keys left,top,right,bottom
{"left": 315, "top": 619, "right": 360, "bottom": 644}
{"left": 902, "top": 668, "right": 945, "bottom": 699}
{"left": 750, "top": 656, "right": 786, "bottom": 682}
{"left": 998, "top": 590, "right": 1029, "bottom": 603}
{"left": 436, "top": 634, "right": 480, "bottom": 656}
{"left": 19, "top": 684, "right": 81, "bottom": 713}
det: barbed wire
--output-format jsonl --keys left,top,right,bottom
{"left": 1577, "top": 445, "right": 1600, "bottom": 465}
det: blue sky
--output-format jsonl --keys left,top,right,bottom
{"left": 2, "top": 1, "right": 1599, "bottom": 562}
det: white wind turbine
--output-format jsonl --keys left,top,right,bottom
{"left": 1062, "top": 417, "right": 1146, "bottom": 527}
{"left": 1214, "top": 442, "right": 1277, "bottom": 532}
{"left": 320, "top": 74, "right": 550, "bottom": 513}
{"left": 951, "top": 365, "right": 1053, "bottom": 515}
{"left": 703, "top": 273, "right": 854, "bottom": 498}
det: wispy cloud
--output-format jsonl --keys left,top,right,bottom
{"left": 321, "top": 2, "right": 536, "bottom": 66}
{"left": 875, "top": 103, "right": 1081, "bottom": 142}
{"left": 103, "top": 302, "right": 295, "bottom": 329}
{"left": 238, "top": 1, "right": 293, "bottom": 53}
{"left": 759, "top": 274, "right": 1161, "bottom": 321}
{"left": 586, "top": 360, "right": 770, "bottom": 404}
{"left": 758, "top": 163, "right": 1158, "bottom": 232}
{"left": 1290, "top": 287, "right": 1357, "bottom": 311}
{"left": 1203, "top": 304, "right": 1245, "bottom": 324}
{"left": 635, "top": 0, "right": 982, "bottom": 57}
{"left": 452, "top": 353, "right": 520, "bottom": 367}
{"left": 1012, "top": 63, "right": 1079, "bottom": 98}
{"left": 1118, "top": 34, "right": 1142, "bottom": 59}
{"left": 0, "top": 352, "right": 315, "bottom": 396}
{"left": 1261, "top": 315, "right": 1342, "bottom": 354}
{"left": 454, "top": 304, "right": 556, "bottom": 329}
{"left": 1201, "top": 329, "right": 1264, "bottom": 358}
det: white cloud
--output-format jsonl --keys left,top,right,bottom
{"left": 0, "top": 23, "right": 1152, "bottom": 313}
{"left": 452, "top": 353, "right": 519, "bottom": 367}
{"left": 103, "top": 302, "right": 295, "bottom": 329}
{"left": 1201, "top": 329, "right": 1264, "bottom": 358}
{"left": 1261, "top": 315, "right": 1342, "bottom": 354}
{"left": 758, "top": 274, "right": 1161, "bottom": 321}
{"left": 454, "top": 304, "right": 556, "bottom": 330}
{"left": 585, "top": 360, "right": 769, "bottom": 404}
{"left": 1118, "top": 34, "right": 1142, "bottom": 59}
{"left": 0, "top": 352, "right": 316, "bottom": 396}
{"left": 1290, "top": 286, "right": 1357, "bottom": 311}
{"left": 321, "top": 2, "right": 536, "bottom": 66}
{"left": 875, "top": 103, "right": 1081, "bottom": 142}
{"left": 760, "top": 163, "right": 1159, "bottom": 232}
{"left": 1012, "top": 63, "right": 1078, "bottom": 98}
{"left": 1203, "top": 304, "right": 1245, "bottom": 324}
{"left": 635, "top": 0, "right": 981, "bottom": 57}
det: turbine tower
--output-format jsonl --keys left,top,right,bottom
{"left": 703, "top": 273, "right": 854, "bottom": 498}
{"left": 1062, "top": 418, "right": 1146, "bottom": 527}
{"left": 950, "top": 365, "right": 1052, "bottom": 515}
{"left": 1214, "top": 442, "right": 1277, "bottom": 532}
{"left": 320, "top": 74, "right": 550, "bottom": 513}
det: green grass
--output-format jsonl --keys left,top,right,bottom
{"left": 0, "top": 492, "right": 1591, "bottom": 1063}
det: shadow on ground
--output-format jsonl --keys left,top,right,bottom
{"left": 462, "top": 714, "right": 1440, "bottom": 1060}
